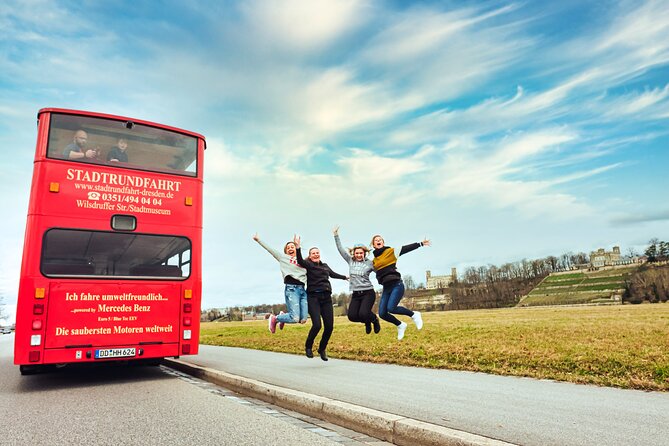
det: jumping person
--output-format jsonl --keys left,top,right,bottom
{"left": 253, "top": 233, "right": 308, "bottom": 333}
{"left": 371, "top": 234, "right": 430, "bottom": 340}
{"left": 333, "top": 226, "right": 380, "bottom": 335}
{"left": 294, "top": 235, "right": 348, "bottom": 361}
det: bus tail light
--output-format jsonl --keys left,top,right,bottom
{"left": 32, "top": 320, "right": 43, "bottom": 330}
{"left": 49, "top": 182, "right": 60, "bottom": 193}
{"left": 183, "top": 317, "right": 192, "bottom": 327}
{"left": 29, "top": 351, "right": 40, "bottom": 362}
{"left": 30, "top": 335, "right": 42, "bottom": 346}
{"left": 33, "top": 304, "right": 44, "bottom": 315}
{"left": 184, "top": 289, "right": 192, "bottom": 299}
{"left": 183, "top": 329, "right": 192, "bottom": 340}
{"left": 185, "top": 196, "right": 193, "bottom": 206}
{"left": 182, "top": 344, "right": 191, "bottom": 355}
{"left": 183, "top": 303, "right": 192, "bottom": 313}
{"left": 35, "top": 287, "right": 45, "bottom": 299}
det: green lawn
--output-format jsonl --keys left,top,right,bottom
{"left": 201, "top": 304, "right": 669, "bottom": 391}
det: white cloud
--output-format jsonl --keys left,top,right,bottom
{"left": 240, "top": 0, "right": 369, "bottom": 53}
{"left": 0, "top": 0, "right": 667, "bottom": 307}
{"left": 430, "top": 130, "right": 597, "bottom": 218}
{"left": 595, "top": 0, "right": 669, "bottom": 57}
{"left": 300, "top": 68, "right": 404, "bottom": 133}
{"left": 602, "top": 84, "right": 669, "bottom": 118}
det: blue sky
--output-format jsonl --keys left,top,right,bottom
{"left": 1, "top": 0, "right": 668, "bottom": 316}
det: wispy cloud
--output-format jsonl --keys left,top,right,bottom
{"left": 611, "top": 209, "right": 669, "bottom": 225}
{"left": 1, "top": 0, "right": 667, "bottom": 306}
{"left": 240, "top": 0, "right": 369, "bottom": 53}
{"left": 427, "top": 130, "right": 599, "bottom": 218}
{"left": 601, "top": 84, "right": 669, "bottom": 118}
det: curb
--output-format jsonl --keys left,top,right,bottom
{"left": 164, "top": 358, "right": 517, "bottom": 446}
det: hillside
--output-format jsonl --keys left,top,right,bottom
{"left": 518, "top": 265, "right": 639, "bottom": 306}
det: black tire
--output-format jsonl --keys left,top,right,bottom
{"left": 19, "top": 365, "right": 42, "bottom": 375}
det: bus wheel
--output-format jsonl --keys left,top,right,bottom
{"left": 146, "top": 358, "right": 163, "bottom": 366}
{"left": 135, "top": 358, "right": 163, "bottom": 367}
{"left": 19, "top": 365, "right": 43, "bottom": 375}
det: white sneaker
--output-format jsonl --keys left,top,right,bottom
{"left": 397, "top": 322, "right": 408, "bottom": 340}
{"left": 411, "top": 311, "right": 423, "bottom": 330}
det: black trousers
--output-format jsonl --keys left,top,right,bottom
{"left": 347, "top": 289, "right": 377, "bottom": 324}
{"left": 306, "top": 291, "right": 334, "bottom": 352}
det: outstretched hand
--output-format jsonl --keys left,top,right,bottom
{"left": 333, "top": 225, "right": 339, "bottom": 236}
{"left": 293, "top": 234, "right": 301, "bottom": 249}
{"left": 422, "top": 238, "right": 431, "bottom": 247}
{"left": 252, "top": 233, "right": 259, "bottom": 242}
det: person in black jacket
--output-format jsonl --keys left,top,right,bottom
{"left": 294, "top": 235, "right": 348, "bottom": 361}
{"left": 371, "top": 234, "right": 430, "bottom": 340}
{"left": 107, "top": 138, "right": 129, "bottom": 163}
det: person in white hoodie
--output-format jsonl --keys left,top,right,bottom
{"left": 253, "top": 233, "right": 308, "bottom": 333}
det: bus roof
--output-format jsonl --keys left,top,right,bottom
{"left": 38, "top": 108, "right": 206, "bottom": 148}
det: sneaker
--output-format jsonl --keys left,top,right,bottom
{"left": 278, "top": 311, "right": 286, "bottom": 330}
{"left": 372, "top": 317, "right": 381, "bottom": 334}
{"left": 397, "top": 322, "right": 408, "bottom": 340}
{"left": 411, "top": 311, "right": 423, "bottom": 330}
{"left": 365, "top": 322, "right": 372, "bottom": 334}
{"left": 268, "top": 314, "right": 277, "bottom": 334}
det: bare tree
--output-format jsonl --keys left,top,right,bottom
{"left": 404, "top": 275, "right": 416, "bottom": 290}
{"left": 626, "top": 247, "right": 639, "bottom": 259}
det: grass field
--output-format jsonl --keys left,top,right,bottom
{"left": 200, "top": 304, "right": 669, "bottom": 391}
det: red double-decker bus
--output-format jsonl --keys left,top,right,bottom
{"left": 14, "top": 108, "right": 205, "bottom": 375}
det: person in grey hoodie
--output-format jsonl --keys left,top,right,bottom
{"left": 333, "top": 226, "right": 380, "bottom": 334}
{"left": 253, "top": 233, "right": 307, "bottom": 333}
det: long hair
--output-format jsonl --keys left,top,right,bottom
{"left": 370, "top": 234, "right": 384, "bottom": 247}
{"left": 349, "top": 244, "right": 370, "bottom": 258}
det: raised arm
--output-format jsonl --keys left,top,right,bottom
{"left": 294, "top": 236, "right": 309, "bottom": 268}
{"left": 398, "top": 238, "right": 431, "bottom": 256}
{"left": 252, "top": 233, "right": 282, "bottom": 261}
{"left": 333, "top": 226, "right": 351, "bottom": 262}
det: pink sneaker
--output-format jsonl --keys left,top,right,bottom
{"left": 268, "top": 314, "right": 277, "bottom": 334}
{"left": 278, "top": 311, "right": 286, "bottom": 330}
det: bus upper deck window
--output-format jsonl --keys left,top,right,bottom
{"left": 111, "top": 215, "right": 136, "bottom": 231}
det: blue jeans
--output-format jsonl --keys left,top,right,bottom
{"left": 378, "top": 280, "right": 413, "bottom": 326}
{"left": 278, "top": 284, "right": 308, "bottom": 323}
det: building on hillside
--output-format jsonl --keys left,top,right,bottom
{"left": 590, "top": 246, "right": 621, "bottom": 268}
{"left": 425, "top": 268, "right": 457, "bottom": 289}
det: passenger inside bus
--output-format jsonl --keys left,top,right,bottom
{"left": 106, "top": 138, "right": 129, "bottom": 163}
{"left": 63, "top": 129, "right": 98, "bottom": 160}
{"left": 49, "top": 114, "right": 197, "bottom": 176}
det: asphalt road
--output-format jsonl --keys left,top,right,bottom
{"left": 183, "top": 344, "right": 669, "bottom": 446}
{"left": 0, "top": 334, "right": 349, "bottom": 446}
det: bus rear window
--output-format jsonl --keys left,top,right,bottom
{"left": 46, "top": 113, "right": 198, "bottom": 177}
{"left": 41, "top": 229, "right": 191, "bottom": 279}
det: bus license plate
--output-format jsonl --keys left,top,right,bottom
{"left": 95, "top": 348, "right": 136, "bottom": 359}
